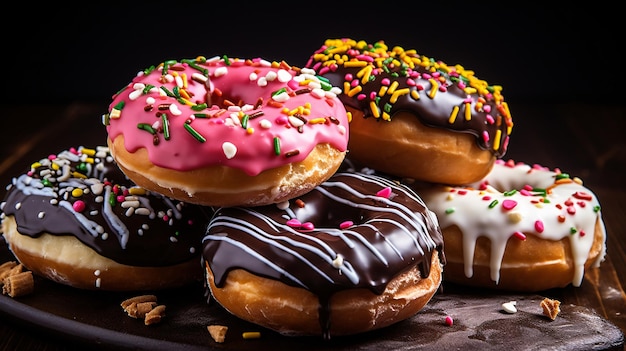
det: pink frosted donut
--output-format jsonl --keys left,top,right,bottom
{"left": 418, "top": 159, "right": 607, "bottom": 292}
{"left": 104, "top": 56, "right": 350, "bottom": 207}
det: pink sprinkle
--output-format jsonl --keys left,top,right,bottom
{"left": 344, "top": 73, "right": 353, "bottom": 81}
{"left": 287, "top": 80, "right": 299, "bottom": 90}
{"left": 416, "top": 84, "right": 425, "bottom": 91}
{"left": 163, "top": 215, "right": 169, "bottom": 221}
{"left": 482, "top": 131, "right": 489, "bottom": 143}
{"left": 355, "top": 54, "right": 374, "bottom": 62}
{"left": 523, "top": 184, "right": 533, "bottom": 191}
{"left": 350, "top": 79, "right": 360, "bottom": 88}
{"left": 422, "top": 73, "right": 432, "bottom": 79}
{"left": 117, "top": 195, "right": 125, "bottom": 203}
{"left": 486, "top": 114, "right": 495, "bottom": 124}
{"left": 406, "top": 78, "right": 416, "bottom": 86}
{"left": 445, "top": 315, "right": 454, "bottom": 326}
{"left": 513, "top": 231, "right": 527, "bottom": 240}
{"left": 438, "top": 85, "right": 447, "bottom": 92}
{"left": 376, "top": 187, "right": 392, "bottom": 198}
{"left": 483, "top": 105, "right": 492, "bottom": 113}
{"left": 339, "top": 221, "right": 353, "bottom": 229}
{"left": 520, "top": 189, "right": 532, "bottom": 196}
{"left": 48, "top": 154, "right": 57, "bottom": 160}
{"left": 457, "top": 190, "right": 468, "bottom": 195}
{"left": 286, "top": 219, "right": 301, "bottom": 227}
{"left": 301, "top": 222, "right": 314, "bottom": 230}
{"left": 319, "top": 66, "right": 330, "bottom": 75}
{"left": 275, "top": 116, "right": 289, "bottom": 125}
{"left": 356, "top": 93, "right": 367, "bottom": 100}
{"left": 458, "top": 81, "right": 466, "bottom": 89}
{"left": 369, "top": 92, "right": 377, "bottom": 100}
{"left": 535, "top": 220, "right": 545, "bottom": 233}
{"left": 381, "top": 78, "right": 391, "bottom": 86}
{"left": 72, "top": 200, "right": 85, "bottom": 212}
{"left": 502, "top": 199, "right": 518, "bottom": 210}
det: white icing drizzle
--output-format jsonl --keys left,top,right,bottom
{"left": 421, "top": 160, "right": 607, "bottom": 287}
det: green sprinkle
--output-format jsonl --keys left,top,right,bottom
{"left": 76, "top": 163, "right": 88, "bottom": 174}
{"left": 184, "top": 123, "right": 206, "bottom": 142}
{"left": 241, "top": 114, "right": 249, "bottom": 129}
{"left": 272, "top": 88, "right": 287, "bottom": 97}
{"left": 181, "top": 59, "right": 209, "bottom": 76}
{"left": 556, "top": 173, "right": 570, "bottom": 180}
{"left": 143, "top": 65, "right": 156, "bottom": 75}
{"left": 160, "top": 86, "right": 176, "bottom": 97}
{"left": 570, "top": 227, "right": 577, "bottom": 235}
{"left": 223, "top": 55, "right": 231, "bottom": 65}
{"left": 137, "top": 123, "right": 156, "bottom": 134}
{"left": 503, "top": 189, "right": 518, "bottom": 196}
{"left": 172, "top": 86, "right": 181, "bottom": 98}
{"left": 594, "top": 205, "right": 601, "bottom": 213}
{"left": 191, "top": 103, "right": 207, "bottom": 111}
{"left": 113, "top": 101, "right": 125, "bottom": 110}
{"left": 383, "top": 103, "right": 392, "bottom": 113}
{"left": 193, "top": 113, "right": 209, "bottom": 118}
{"left": 109, "top": 192, "right": 117, "bottom": 206}
{"left": 142, "top": 84, "right": 155, "bottom": 94}
{"left": 41, "top": 179, "right": 52, "bottom": 187}
{"left": 161, "top": 115, "right": 170, "bottom": 140}
{"left": 273, "top": 137, "right": 281, "bottom": 155}
{"left": 445, "top": 208, "right": 455, "bottom": 214}
{"left": 488, "top": 199, "right": 499, "bottom": 208}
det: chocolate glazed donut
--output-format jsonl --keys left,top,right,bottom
{"left": 202, "top": 170, "right": 445, "bottom": 338}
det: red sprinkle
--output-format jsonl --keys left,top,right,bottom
{"left": 72, "top": 200, "right": 86, "bottom": 212}
{"left": 534, "top": 220, "right": 545, "bottom": 233}
{"left": 513, "top": 231, "right": 527, "bottom": 240}
{"left": 445, "top": 315, "right": 454, "bottom": 326}
{"left": 376, "top": 187, "right": 392, "bottom": 198}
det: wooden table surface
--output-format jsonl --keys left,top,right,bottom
{"left": 0, "top": 102, "right": 624, "bottom": 350}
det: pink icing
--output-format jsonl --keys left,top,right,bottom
{"left": 105, "top": 56, "right": 349, "bottom": 176}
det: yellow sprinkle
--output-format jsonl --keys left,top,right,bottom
{"left": 242, "top": 331, "right": 261, "bottom": 339}
{"left": 325, "top": 47, "right": 344, "bottom": 55}
{"left": 246, "top": 127, "right": 254, "bottom": 134}
{"left": 387, "top": 81, "right": 399, "bottom": 95}
{"left": 389, "top": 88, "right": 410, "bottom": 103}
{"left": 50, "top": 162, "right": 60, "bottom": 171}
{"left": 382, "top": 112, "right": 391, "bottom": 121}
{"left": 299, "top": 79, "right": 312, "bottom": 86}
{"left": 181, "top": 73, "right": 188, "bottom": 89}
{"left": 446, "top": 193, "right": 454, "bottom": 201}
{"left": 72, "top": 172, "right": 87, "bottom": 179}
{"left": 555, "top": 178, "right": 574, "bottom": 185}
{"left": 344, "top": 61, "right": 368, "bottom": 68}
{"left": 343, "top": 81, "right": 351, "bottom": 94}
{"left": 449, "top": 106, "right": 460, "bottom": 124}
{"left": 288, "top": 108, "right": 299, "bottom": 116}
{"left": 464, "top": 102, "right": 472, "bottom": 121}
{"left": 71, "top": 188, "right": 84, "bottom": 197}
{"left": 493, "top": 130, "right": 502, "bottom": 151}
{"left": 179, "top": 98, "right": 194, "bottom": 106}
{"left": 573, "top": 177, "right": 583, "bottom": 185}
{"left": 410, "top": 89, "right": 420, "bottom": 100}
{"left": 281, "top": 107, "right": 290, "bottom": 115}
{"left": 347, "top": 111, "right": 352, "bottom": 123}
{"left": 81, "top": 148, "right": 96, "bottom": 156}
{"left": 507, "top": 212, "right": 522, "bottom": 224}
{"left": 356, "top": 65, "right": 372, "bottom": 83}
{"left": 309, "top": 117, "right": 327, "bottom": 124}
{"left": 347, "top": 85, "right": 362, "bottom": 97}
{"left": 378, "top": 86, "right": 388, "bottom": 96}
{"left": 84, "top": 157, "right": 94, "bottom": 164}
{"left": 369, "top": 101, "right": 380, "bottom": 118}
{"left": 30, "top": 162, "right": 42, "bottom": 169}
{"left": 110, "top": 109, "right": 121, "bottom": 119}
{"left": 128, "top": 187, "right": 146, "bottom": 195}
{"left": 428, "top": 79, "right": 438, "bottom": 99}
{"left": 179, "top": 89, "right": 191, "bottom": 100}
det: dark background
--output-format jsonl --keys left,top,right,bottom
{"left": 2, "top": 2, "right": 622, "bottom": 107}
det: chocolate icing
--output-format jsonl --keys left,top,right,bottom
{"left": 202, "top": 170, "right": 445, "bottom": 338}
{"left": 0, "top": 146, "right": 212, "bottom": 267}
{"left": 305, "top": 38, "right": 513, "bottom": 157}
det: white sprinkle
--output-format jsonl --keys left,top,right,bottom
{"left": 129, "top": 89, "right": 143, "bottom": 101}
{"left": 272, "top": 91, "right": 290, "bottom": 102}
{"left": 502, "top": 301, "right": 517, "bottom": 314}
{"left": 95, "top": 277, "right": 101, "bottom": 288}
{"left": 169, "top": 104, "right": 182, "bottom": 116}
{"left": 214, "top": 66, "right": 228, "bottom": 77}
{"left": 192, "top": 72, "right": 208, "bottom": 83}
{"left": 37, "top": 211, "right": 45, "bottom": 219}
{"left": 15, "top": 202, "right": 21, "bottom": 210}
{"left": 288, "top": 116, "right": 305, "bottom": 128}
{"left": 189, "top": 247, "right": 196, "bottom": 254}
{"left": 94, "top": 270, "right": 101, "bottom": 276}
{"left": 249, "top": 72, "right": 258, "bottom": 81}
{"left": 170, "top": 236, "right": 178, "bottom": 243}
{"left": 338, "top": 125, "right": 347, "bottom": 135}
{"left": 146, "top": 96, "right": 156, "bottom": 104}
{"left": 257, "top": 77, "right": 268, "bottom": 87}
{"left": 175, "top": 75, "right": 183, "bottom": 88}
{"left": 259, "top": 119, "right": 272, "bottom": 129}
{"left": 276, "top": 200, "right": 290, "bottom": 210}
{"left": 135, "top": 208, "right": 151, "bottom": 216}
{"left": 332, "top": 255, "right": 344, "bottom": 268}
{"left": 265, "top": 71, "right": 277, "bottom": 81}
{"left": 101, "top": 233, "right": 108, "bottom": 240}
{"left": 311, "top": 88, "right": 326, "bottom": 99}
{"left": 277, "top": 69, "right": 292, "bottom": 83}
{"left": 121, "top": 200, "right": 140, "bottom": 208}
{"left": 222, "top": 142, "right": 237, "bottom": 159}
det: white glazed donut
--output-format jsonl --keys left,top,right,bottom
{"left": 417, "top": 159, "right": 607, "bottom": 292}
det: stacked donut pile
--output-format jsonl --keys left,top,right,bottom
{"left": 0, "top": 39, "right": 607, "bottom": 340}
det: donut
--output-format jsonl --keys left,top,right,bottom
{"left": 415, "top": 159, "right": 606, "bottom": 292}
{"left": 104, "top": 56, "right": 350, "bottom": 207}
{"left": 0, "top": 146, "right": 213, "bottom": 291}
{"left": 304, "top": 38, "right": 514, "bottom": 185}
{"left": 202, "top": 169, "right": 445, "bottom": 338}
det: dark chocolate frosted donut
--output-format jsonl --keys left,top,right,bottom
{"left": 0, "top": 146, "right": 213, "bottom": 290}
{"left": 304, "top": 38, "right": 514, "bottom": 185}
{"left": 202, "top": 169, "right": 445, "bottom": 338}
